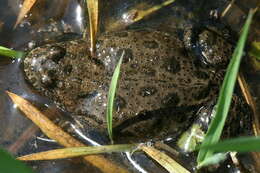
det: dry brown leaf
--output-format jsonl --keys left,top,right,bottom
{"left": 107, "top": 0, "right": 176, "bottom": 31}
{"left": 140, "top": 146, "right": 190, "bottom": 173}
{"left": 132, "top": 0, "right": 176, "bottom": 23}
{"left": 86, "top": 0, "right": 99, "bottom": 55}
{"left": 18, "top": 144, "right": 137, "bottom": 161}
{"left": 6, "top": 91, "right": 130, "bottom": 173}
{"left": 14, "top": 0, "right": 37, "bottom": 28}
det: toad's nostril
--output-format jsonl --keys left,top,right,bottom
{"left": 139, "top": 86, "right": 158, "bottom": 97}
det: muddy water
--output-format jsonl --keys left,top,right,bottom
{"left": 0, "top": 0, "right": 259, "bottom": 173}
{"left": 0, "top": 1, "right": 175, "bottom": 172}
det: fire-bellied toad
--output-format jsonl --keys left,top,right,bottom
{"left": 23, "top": 28, "right": 246, "bottom": 141}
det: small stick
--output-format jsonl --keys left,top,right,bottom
{"left": 238, "top": 73, "right": 259, "bottom": 135}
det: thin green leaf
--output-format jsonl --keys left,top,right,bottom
{"left": 199, "top": 136, "right": 260, "bottom": 152}
{"left": 197, "top": 9, "right": 255, "bottom": 164}
{"left": 106, "top": 51, "right": 125, "bottom": 143}
{"left": 0, "top": 148, "right": 34, "bottom": 173}
{"left": 0, "top": 46, "right": 24, "bottom": 58}
{"left": 177, "top": 124, "right": 205, "bottom": 152}
{"left": 197, "top": 153, "right": 227, "bottom": 169}
{"left": 19, "top": 144, "right": 137, "bottom": 161}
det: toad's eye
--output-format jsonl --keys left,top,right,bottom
{"left": 48, "top": 46, "right": 66, "bottom": 63}
{"left": 184, "top": 26, "right": 233, "bottom": 67}
{"left": 195, "top": 30, "right": 233, "bottom": 66}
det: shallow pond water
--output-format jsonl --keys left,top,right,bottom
{"left": 0, "top": 0, "right": 259, "bottom": 173}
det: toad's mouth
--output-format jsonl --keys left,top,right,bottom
{"left": 113, "top": 105, "right": 200, "bottom": 140}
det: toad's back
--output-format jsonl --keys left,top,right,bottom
{"left": 24, "top": 29, "right": 217, "bottom": 128}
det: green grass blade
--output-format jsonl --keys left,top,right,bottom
{"left": 19, "top": 144, "right": 137, "bottom": 160}
{"left": 0, "top": 148, "right": 34, "bottom": 173}
{"left": 199, "top": 136, "right": 260, "bottom": 152}
{"left": 197, "top": 9, "right": 255, "bottom": 164}
{"left": 0, "top": 46, "right": 24, "bottom": 58}
{"left": 106, "top": 51, "right": 125, "bottom": 143}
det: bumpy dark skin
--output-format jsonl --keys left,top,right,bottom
{"left": 23, "top": 28, "right": 241, "bottom": 140}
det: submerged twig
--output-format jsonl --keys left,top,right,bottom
{"left": 8, "top": 125, "right": 38, "bottom": 153}
{"left": 6, "top": 91, "right": 130, "bottom": 173}
{"left": 8, "top": 107, "right": 63, "bottom": 153}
